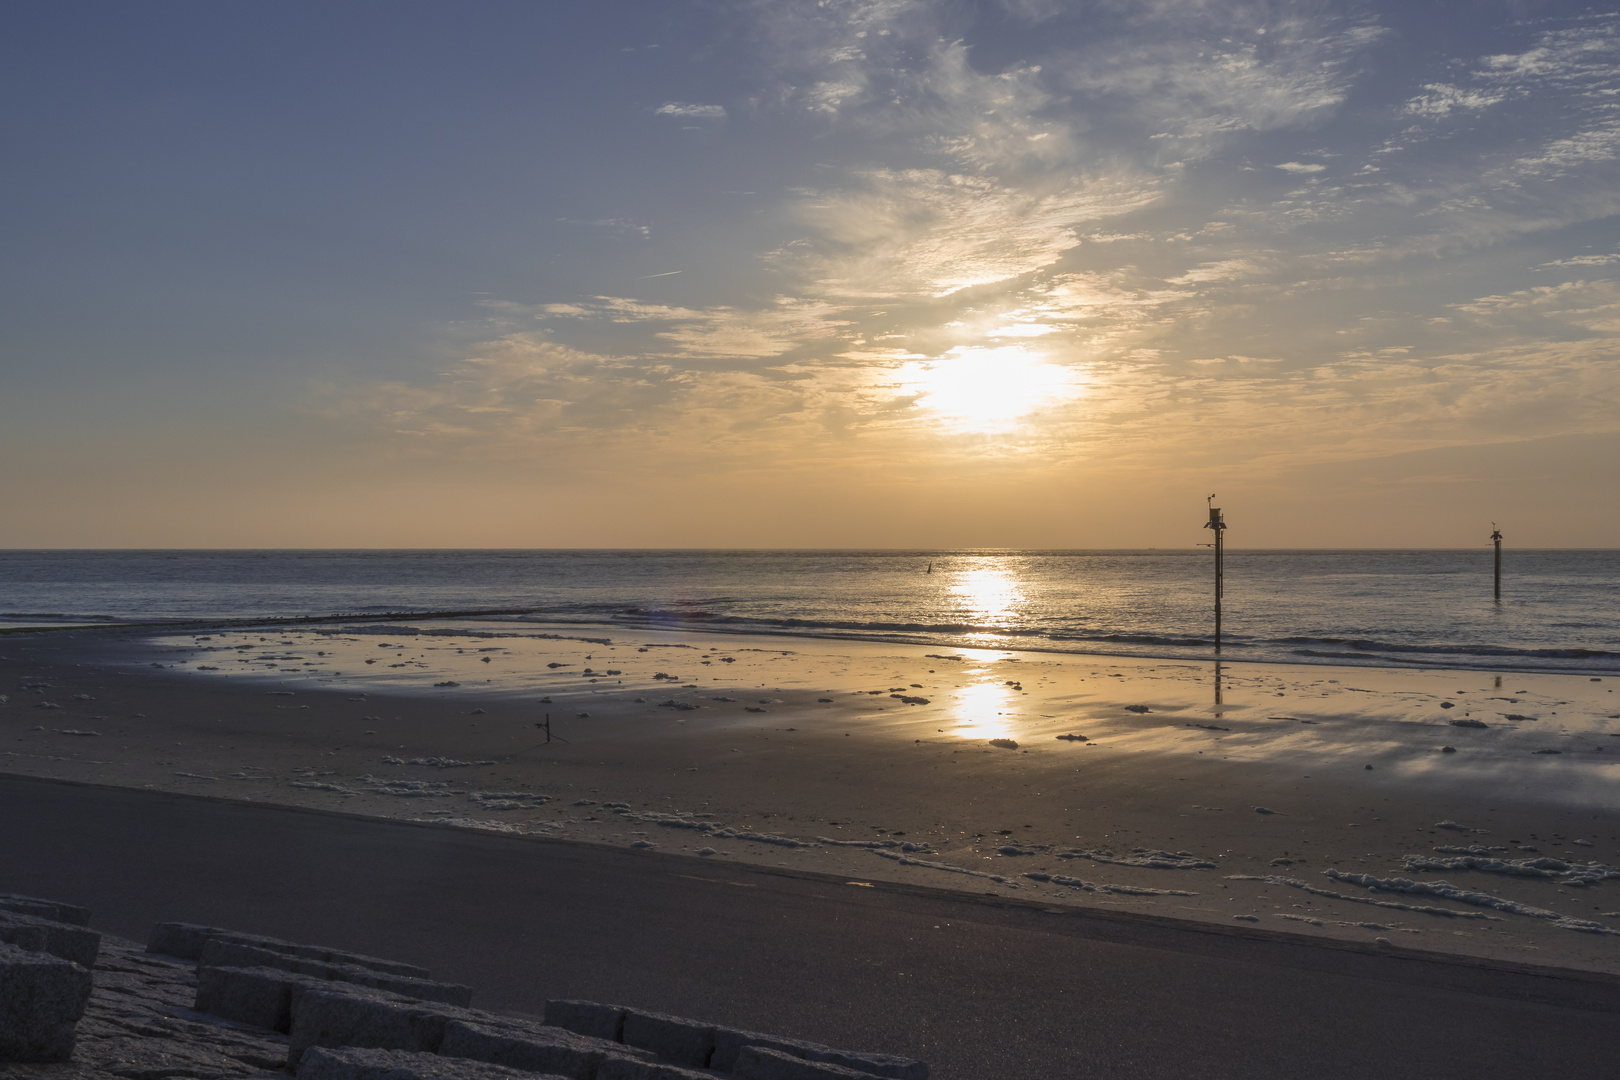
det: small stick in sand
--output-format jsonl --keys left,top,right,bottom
{"left": 532, "top": 713, "right": 569, "bottom": 745}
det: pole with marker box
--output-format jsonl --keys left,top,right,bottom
{"left": 1491, "top": 525, "right": 1503, "bottom": 601}
{"left": 1204, "top": 498, "right": 1227, "bottom": 652}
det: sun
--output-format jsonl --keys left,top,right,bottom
{"left": 896, "top": 345, "right": 1077, "bottom": 433}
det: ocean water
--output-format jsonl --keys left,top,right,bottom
{"left": 1, "top": 549, "right": 1617, "bottom": 674}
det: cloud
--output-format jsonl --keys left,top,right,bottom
{"left": 654, "top": 102, "right": 727, "bottom": 119}
{"left": 1504, "top": 123, "right": 1620, "bottom": 179}
{"left": 1166, "top": 258, "right": 1270, "bottom": 286}
{"left": 1539, "top": 254, "right": 1620, "bottom": 268}
{"left": 1274, "top": 161, "right": 1325, "bottom": 173}
{"left": 655, "top": 299, "right": 853, "bottom": 359}
{"left": 786, "top": 167, "right": 1161, "bottom": 299}
{"left": 533, "top": 295, "right": 852, "bottom": 360}
{"left": 556, "top": 217, "right": 651, "bottom": 239}
{"left": 1401, "top": 83, "right": 1504, "bottom": 117}
{"left": 1449, "top": 279, "right": 1620, "bottom": 333}
{"left": 536, "top": 296, "right": 704, "bottom": 322}
{"left": 1057, "top": 4, "right": 1385, "bottom": 154}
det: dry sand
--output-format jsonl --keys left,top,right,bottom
{"left": 5, "top": 620, "right": 1620, "bottom": 974}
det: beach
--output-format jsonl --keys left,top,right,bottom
{"left": 5, "top": 620, "right": 1620, "bottom": 974}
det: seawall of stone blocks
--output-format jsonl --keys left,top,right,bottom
{"left": 3, "top": 896, "right": 928, "bottom": 1080}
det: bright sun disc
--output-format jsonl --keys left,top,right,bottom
{"left": 897, "top": 345, "right": 1076, "bottom": 433}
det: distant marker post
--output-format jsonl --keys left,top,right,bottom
{"left": 1491, "top": 524, "right": 1503, "bottom": 602}
{"left": 1204, "top": 497, "right": 1227, "bottom": 652}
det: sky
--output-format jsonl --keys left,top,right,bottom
{"left": 3, "top": 0, "right": 1618, "bottom": 549}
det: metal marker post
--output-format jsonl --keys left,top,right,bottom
{"left": 1204, "top": 498, "right": 1227, "bottom": 652}
{"left": 1491, "top": 525, "right": 1503, "bottom": 601}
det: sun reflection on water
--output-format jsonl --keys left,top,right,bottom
{"left": 948, "top": 562, "right": 1025, "bottom": 636}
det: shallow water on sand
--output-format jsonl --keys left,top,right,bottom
{"left": 14, "top": 619, "right": 1620, "bottom": 971}
{"left": 151, "top": 621, "right": 1620, "bottom": 808}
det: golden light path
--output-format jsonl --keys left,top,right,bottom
{"left": 944, "top": 559, "right": 1028, "bottom": 739}
{"left": 949, "top": 564, "right": 1022, "bottom": 621}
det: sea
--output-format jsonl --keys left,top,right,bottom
{"left": 1, "top": 549, "right": 1617, "bottom": 675}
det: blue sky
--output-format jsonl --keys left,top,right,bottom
{"left": 4, "top": 1, "right": 1618, "bottom": 547}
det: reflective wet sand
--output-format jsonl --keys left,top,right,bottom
{"left": 6, "top": 622, "right": 1620, "bottom": 974}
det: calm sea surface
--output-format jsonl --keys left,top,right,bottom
{"left": 1, "top": 549, "right": 1617, "bottom": 674}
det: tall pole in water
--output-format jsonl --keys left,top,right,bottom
{"left": 1204, "top": 496, "right": 1227, "bottom": 652}
{"left": 1491, "top": 524, "right": 1502, "bottom": 602}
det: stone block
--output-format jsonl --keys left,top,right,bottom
{"left": 543, "top": 999, "right": 627, "bottom": 1042}
{"left": 713, "top": 1030, "right": 928, "bottom": 1080}
{"left": 799, "top": 1048, "right": 926, "bottom": 1080}
{"left": 147, "top": 922, "right": 430, "bottom": 978}
{"left": 711, "top": 1030, "right": 822, "bottom": 1074}
{"left": 439, "top": 1018, "right": 653, "bottom": 1080}
{"left": 195, "top": 964, "right": 331, "bottom": 1032}
{"left": 0, "top": 941, "right": 94, "bottom": 1062}
{"left": 621, "top": 1010, "right": 714, "bottom": 1069}
{"left": 0, "top": 920, "right": 49, "bottom": 955}
{"left": 147, "top": 921, "right": 230, "bottom": 960}
{"left": 595, "top": 1055, "right": 716, "bottom": 1080}
{"left": 297, "top": 1045, "right": 568, "bottom": 1080}
{"left": 734, "top": 1046, "right": 892, "bottom": 1080}
{"left": 212, "top": 932, "right": 433, "bottom": 979}
{"left": 199, "top": 941, "right": 467, "bottom": 1006}
{"left": 0, "top": 910, "right": 101, "bottom": 968}
{"left": 0, "top": 893, "right": 92, "bottom": 927}
{"left": 288, "top": 984, "right": 466, "bottom": 1066}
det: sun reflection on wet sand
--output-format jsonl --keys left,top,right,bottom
{"left": 949, "top": 675, "right": 1018, "bottom": 739}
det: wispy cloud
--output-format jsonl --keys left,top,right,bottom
{"left": 785, "top": 168, "right": 1161, "bottom": 299}
{"left": 1057, "top": 3, "right": 1385, "bottom": 154}
{"left": 557, "top": 217, "right": 651, "bottom": 239}
{"left": 1401, "top": 83, "right": 1504, "bottom": 117}
{"left": 1540, "top": 254, "right": 1620, "bottom": 268}
{"left": 655, "top": 101, "right": 727, "bottom": 119}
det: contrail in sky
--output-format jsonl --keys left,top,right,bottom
{"left": 636, "top": 270, "right": 682, "bottom": 278}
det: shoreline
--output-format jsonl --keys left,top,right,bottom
{"left": 5, "top": 621, "right": 1620, "bottom": 975}
{"left": 6, "top": 612, "right": 1618, "bottom": 679}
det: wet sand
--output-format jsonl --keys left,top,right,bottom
{"left": 5, "top": 621, "right": 1620, "bottom": 973}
